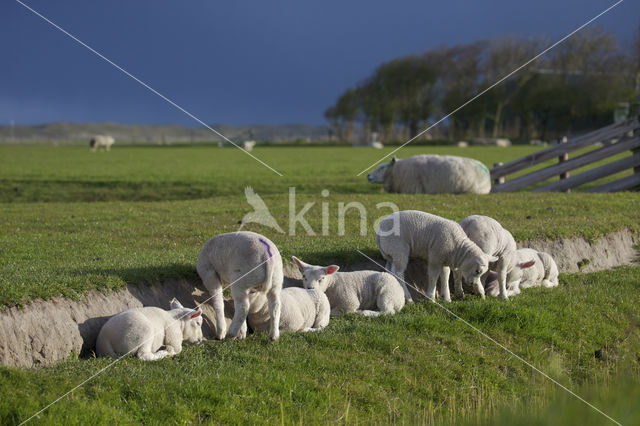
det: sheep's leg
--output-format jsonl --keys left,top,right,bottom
{"left": 542, "top": 279, "right": 556, "bottom": 288}
{"left": 453, "top": 269, "right": 464, "bottom": 299}
{"left": 266, "top": 287, "right": 282, "bottom": 341}
{"left": 228, "top": 287, "right": 250, "bottom": 339}
{"left": 137, "top": 339, "right": 169, "bottom": 361}
{"left": 389, "top": 255, "right": 412, "bottom": 303}
{"left": 200, "top": 270, "right": 227, "bottom": 340}
{"left": 302, "top": 327, "right": 324, "bottom": 332}
{"left": 356, "top": 310, "right": 382, "bottom": 317}
{"left": 164, "top": 328, "right": 183, "bottom": 357}
{"left": 426, "top": 264, "right": 441, "bottom": 301}
{"left": 496, "top": 259, "right": 509, "bottom": 300}
{"left": 506, "top": 280, "right": 521, "bottom": 297}
{"left": 439, "top": 266, "right": 452, "bottom": 303}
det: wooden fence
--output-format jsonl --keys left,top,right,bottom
{"left": 490, "top": 117, "right": 640, "bottom": 193}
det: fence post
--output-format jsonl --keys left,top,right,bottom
{"left": 493, "top": 162, "right": 504, "bottom": 186}
{"left": 558, "top": 136, "right": 570, "bottom": 193}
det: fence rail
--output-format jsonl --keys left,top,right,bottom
{"left": 490, "top": 117, "right": 640, "bottom": 193}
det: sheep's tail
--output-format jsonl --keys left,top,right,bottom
{"left": 259, "top": 238, "right": 275, "bottom": 294}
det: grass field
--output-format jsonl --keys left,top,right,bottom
{"left": 0, "top": 143, "right": 639, "bottom": 424}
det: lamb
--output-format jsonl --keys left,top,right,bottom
{"left": 96, "top": 298, "right": 203, "bottom": 361}
{"left": 367, "top": 154, "right": 491, "bottom": 194}
{"left": 90, "top": 135, "right": 115, "bottom": 152}
{"left": 243, "top": 140, "right": 256, "bottom": 151}
{"left": 457, "top": 215, "right": 533, "bottom": 300}
{"left": 247, "top": 286, "right": 330, "bottom": 333}
{"left": 196, "top": 231, "right": 283, "bottom": 341}
{"left": 486, "top": 248, "right": 559, "bottom": 297}
{"left": 376, "top": 210, "right": 497, "bottom": 303}
{"left": 292, "top": 256, "right": 405, "bottom": 317}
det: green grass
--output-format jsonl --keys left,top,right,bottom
{"left": 1, "top": 267, "right": 638, "bottom": 424}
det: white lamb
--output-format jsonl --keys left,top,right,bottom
{"left": 247, "top": 286, "right": 330, "bottom": 333}
{"left": 90, "top": 135, "right": 115, "bottom": 152}
{"left": 292, "top": 256, "right": 405, "bottom": 317}
{"left": 96, "top": 298, "right": 203, "bottom": 361}
{"left": 367, "top": 154, "right": 491, "bottom": 194}
{"left": 196, "top": 231, "right": 283, "bottom": 341}
{"left": 243, "top": 140, "right": 256, "bottom": 151}
{"left": 486, "top": 248, "right": 559, "bottom": 297}
{"left": 457, "top": 215, "right": 533, "bottom": 300}
{"left": 376, "top": 210, "right": 497, "bottom": 303}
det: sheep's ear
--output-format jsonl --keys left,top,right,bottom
{"left": 488, "top": 256, "right": 499, "bottom": 263}
{"left": 190, "top": 310, "right": 202, "bottom": 319}
{"left": 519, "top": 260, "right": 535, "bottom": 268}
{"left": 292, "top": 256, "right": 307, "bottom": 272}
{"left": 389, "top": 156, "right": 397, "bottom": 165}
{"left": 324, "top": 265, "right": 339, "bottom": 275}
{"left": 170, "top": 298, "right": 183, "bottom": 309}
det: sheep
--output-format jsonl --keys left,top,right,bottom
{"left": 243, "top": 140, "right": 256, "bottom": 151}
{"left": 196, "top": 231, "right": 283, "bottom": 341}
{"left": 292, "top": 256, "right": 405, "bottom": 317}
{"left": 89, "top": 135, "right": 115, "bottom": 152}
{"left": 247, "top": 286, "right": 330, "bottom": 333}
{"left": 96, "top": 298, "right": 203, "bottom": 361}
{"left": 485, "top": 248, "right": 559, "bottom": 297}
{"left": 376, "top": 210, "right": 498, "bottom": 303}
{"left": 457, "top": 215, "right": 530, "bottom": 300}
{"left": 367, "top": 154, "right": 491, "bottom": 194}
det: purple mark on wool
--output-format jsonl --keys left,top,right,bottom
{"left": 258, "top": 238, "right": 273, "bottom": 258}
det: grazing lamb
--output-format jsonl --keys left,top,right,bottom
{"left": 243, "top": 140, "right": 256, "bottom": 151}
{"left": 96, "top": 298, "right": 203, "bottom": 361}
{"left": 196, "top": 231, "right": 283, "bottom": 341}
{"left": 90, "top": 135, "right": 115, "bottom": 152}
{"left": 376, "top": 210, "right": 497, "bottom": 303}
{"left": 457, "top": 215, "right": 531, "bottom": 300}
{"left": 247, "top": 286, "right": 330, "bottom": 333}
{"left": 292, "top": 256, "right": 405, "bottom": 317}
{"left": 486, "top": 248, "right": 559, "bottom": 297}
{"left": 367, "top": 154, "right": 491, "bottom": 194}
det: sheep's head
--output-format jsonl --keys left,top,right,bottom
{"left": 367, "top": 156, "right": 396, "bottom": 183}
{"left": 460, "top": 254, "right": 497, "bottom": 288}
{"left": 170, "top": 298, "right": 204, "bottom": 345}
{"left": 292, "top": 256, "right": 339, "bottom": 292}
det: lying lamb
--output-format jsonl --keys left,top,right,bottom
{"left": 196, "top": 231, "right": 283, "bottom": 341}
{"left": 96, "top": 298, "right": 203, "bottom": 361}
{"left": 376, "top": 210, "right": 497, "bottom": 303}
{"left": 485, "top": 248, "right": 559, "bottom": 297}
{"left": 367, "top": 154, "right": 491, "bottom": 194}
{"left": 90, "top": 135, "right": 115, "bottom": 152}
{"left": 247, "top": 286, "right": 330, "bottom": 333}
{"left": 292, "top": 256, "right": 405, "bottom": 317}
{"left": 457, "top": 215, "right": 528, "bottom": 300}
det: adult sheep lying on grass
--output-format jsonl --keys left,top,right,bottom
{"left": 367, "top": 154, "right": 491, "bottom": 194}
{"left": 96, "top": 298, "right": 203, "bottom": 361}
{"left": 485, "top": 248, "right": 559, "bottom": 297}
{"left": 292, "top": 256, "right": 405, "bottom": 317}
{"left": 89, "top": 135, "right": 115, "bottom": 152}
{"left": 197, "top": 231, "right": 283, "bottom": 341}
{"left": 247, "top": 286, "right": 330, "bottom": 334}
{"left": 457, "top": 215, "right": 531, "bottom": 300}
{"left": 376, "top": 210, "right": 497, "bottom": 303}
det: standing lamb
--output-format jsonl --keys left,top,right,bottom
{"left": 196, "top": 231, "right": 283, "bottom": 341}
{"left": 486, "top": 248, "right": 558, "bottom": 297}
{"left": 457, "top": 215, "right": 531, "bottom": 300}
{"left": 96, "top": 298, "right": 203, "bottom": 361}
{"left": 292, "top": 256, "right": 405, "bottom": 317}
{"left": 243, "top": 140, "right": 256, "bottom": 151}
{"left": 247, "top": 286, "right": 330, "bottom": 334}
{"left": 367, "top": 154, "right": 491, "bottom": 194}
{"left": 376, "top": 210, "right": 497, "bottom": 303}
{"left": 90, "top": 135, "right": 115, "bottom": 152}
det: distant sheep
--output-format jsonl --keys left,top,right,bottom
{"left": 247, "top": 286, "right": 330, "bottom": 333}
{"left": 96, "top": 298, "right": 203, "bottom": 361}
{"left": 196, "top": 231, "right": 283, "bottom": 341}
{"left": 367, "top": 155, "right": 491, "bottom": 194}
{"left": 458, "top": 215, "right": 530, "bottom": 300}
{"left": 243, "top": 140, "right": 256, "bottom": 151}
{"left": 376, "top": 210, "right": 497, "bottom": 303}
{"left": 485, "top": 248, "right": 558, "bottom": 297}
{"left": 293, "top": 256, "right": 405, "bottom": 317}
{"left": 90, "top": 135, "right": 115, "bottom": 152}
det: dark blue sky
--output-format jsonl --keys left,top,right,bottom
{"left": 1, "top": 0, "right": 638, "bottom": 126}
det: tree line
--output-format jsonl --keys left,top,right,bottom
{"left": 325, "top": 28, "right": 640, "bottom": 143}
